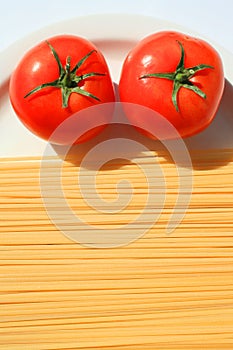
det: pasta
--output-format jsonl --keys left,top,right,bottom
{"left": 0, "top": 148, "right": 233, "bottom": 349}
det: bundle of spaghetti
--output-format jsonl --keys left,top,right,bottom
{"left": 0, "top": 148, "right": 233, "bottom": 349}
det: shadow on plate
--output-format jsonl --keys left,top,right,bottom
{"left": 183, "top": 79, "right": 233, "bottom": 170}
{"left": 0, "top": 79, "right": 10, "bottom": 112}
{"left": 52, "top": 79, "right": 233, "bottom": 172}
{"left": 147, "top": 78, "right": 233, "bottom": 170}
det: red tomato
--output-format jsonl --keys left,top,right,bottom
{"left": 9, "top": 35, "right": 115, "bottom": 144}
{"left": 119, "top": 31, "right": 224, "bottom": 139}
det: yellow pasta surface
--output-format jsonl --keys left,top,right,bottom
{"left": 0, "top": 149, "right": 233, "bottom": 349}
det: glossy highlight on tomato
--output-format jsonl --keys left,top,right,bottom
{"left": 9, "top": 35, "right": 115, "bottom": 144}
{"left": 119, "top": 31, "right": 224, "bottom": 139}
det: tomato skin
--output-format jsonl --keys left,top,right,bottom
{"left": 9, "top": 35, "right": 115, "bottom": 144}
{"left": 119, "top": 31, "right": 224, "bottom": 139}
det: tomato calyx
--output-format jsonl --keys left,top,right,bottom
{"left": 139, "top": 41, "right": 214, "bottom": 112}
{"left": 24, "top": 41, "right": 106, "bottom": 108}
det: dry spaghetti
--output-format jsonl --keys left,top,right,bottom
{"left": 0, "top": 149, "right": 233, "bottom": 349}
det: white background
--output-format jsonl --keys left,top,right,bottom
{"left": 0, "top": 0, "right": 233, "bottom": 53}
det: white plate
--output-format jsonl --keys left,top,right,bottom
{"left": 1, "top": 13, "right": 233, "bottom": 157}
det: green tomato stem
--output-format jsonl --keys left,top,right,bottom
{"left": 24, "top": 42, "right": 106, "bottom": 108}
{"left": 139, "top": 41, "right": 214, "bottom": 112}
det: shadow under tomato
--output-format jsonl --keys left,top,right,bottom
{"left": 183, "top": 79, "right": 233, "bottom": 170}
{"left": 52, "top": 79, "right": 233, "bottom": 172}
{"left": 153, "top": 79, "right": 233, "bottom": 170}
{"left": 0, "top": 79, "right": 10, "bottom": 113}
{"left": 52, "top": 122, "right": 146, "bottom": 170}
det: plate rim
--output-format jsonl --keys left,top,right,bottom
{"left": 1, "top": 13, "right": 233, "bottom": 84}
